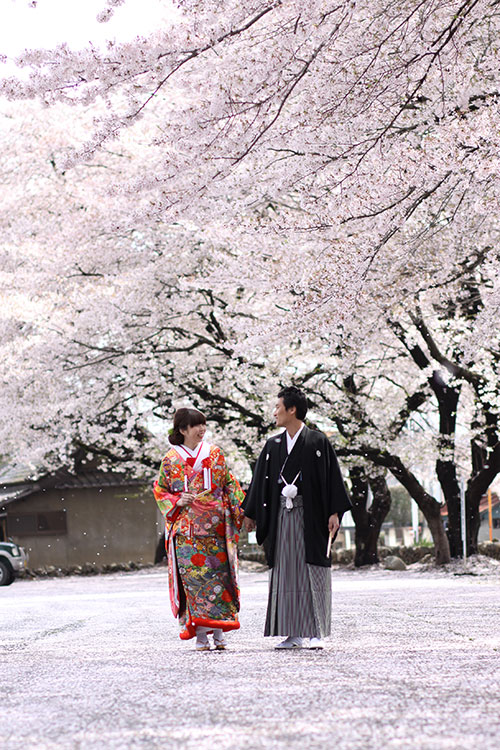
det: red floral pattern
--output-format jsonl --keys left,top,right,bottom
{"left": 191, "top": 553, "right": 206, "bottom": 566}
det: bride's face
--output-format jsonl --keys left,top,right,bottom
{"left": 180, "top": 422, "right": 206, "bottom": 445}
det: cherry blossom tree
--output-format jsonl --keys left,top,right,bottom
{"left": 1, "top": 1, "right": 500, "bottom": 561}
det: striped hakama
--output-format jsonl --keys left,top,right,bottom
{"left": 264, "top": 495, "right": 332, "bottom": 638}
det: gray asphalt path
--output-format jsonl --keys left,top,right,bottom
{"left": 1, "top": 565, "right": 499, "bottom": 750}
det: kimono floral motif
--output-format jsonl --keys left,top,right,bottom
{"left": 175, "top": 534, "right": 238, "bottom": 633}
{"left": 153, "top": 444, "right": 244, "bottom": 640}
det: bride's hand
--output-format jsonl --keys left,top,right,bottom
{"left": 178, "top": 493, "right": 195, "bottom": 507}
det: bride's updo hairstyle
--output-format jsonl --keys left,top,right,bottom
{"left": 169, "top": 407, "right": 206, "bottom": 445}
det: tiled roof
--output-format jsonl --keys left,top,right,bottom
{"left": 0, "top": 484, "right": 39, "bottom": 506}
{"left": 0, "top": 462, "right": 39, "bottom": 484}
{"left": 0, "top": 468, "right": 151, "bottom": 508}
{"left": 39, "top": 469, "right": 148, "bottom": 490}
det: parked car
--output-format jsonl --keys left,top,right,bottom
{"left": 0, "top": 541, "right": 27, "bottom": 585}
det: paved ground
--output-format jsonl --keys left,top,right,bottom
{"left": 1, "top": 564, "right": 500, "bottom": 750}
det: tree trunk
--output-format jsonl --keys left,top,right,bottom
{"left": 393, "top": 321, "right": 460, "bottom": 560}
{"left": 466, "top": 443, "right": 500, "bottom": 555}
{"left": 436, "top": 458, "right": 462, "bottom": 557}
{"left": 338, "top": 446, "right": 452, "bottom": 564}
{"left": 389, "top": 457, "right": 451, "bottom": 564}
{"left": 426, "top": 506, "right": 451, "bottom": 565}
{"left": 349, "top": 468, "right": 391, "bottom": 567}
{"left": 430, "top": 376, "right": 464, "bottom": 557}
{"left": 439, "top": 465, "right": 492, "bottom": 557}
{"left": 466, "top": 490, "right": 481, "bottom": 555}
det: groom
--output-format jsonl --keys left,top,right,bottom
{"left": 243, "top": 386, "right": 351, "bottom": 649}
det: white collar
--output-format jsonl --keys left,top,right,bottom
{"left": 179, "top": 442, "right": 201, "bottom": 456}
{"left": 286, "top": 423, "right": 305, "bottom": 454}
{"left": 172, "top": 440, "right": 211, "bottom": 472}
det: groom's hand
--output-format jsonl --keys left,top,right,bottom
{"left": 328, "top": 513, "right": 340, "bottom": 535}
{"left": 244, "top": 516, "right": 256, "bottom": 532}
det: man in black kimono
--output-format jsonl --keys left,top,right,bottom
{"left": 243, "top": 386, "right": 351, "bottom": 649}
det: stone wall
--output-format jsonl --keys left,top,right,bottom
{"left": 239, "top": 542, "right": 500, "bottom": 566}
{"left": 18, "top": 541, "right": 500, "bottom": 578}
{"left": 478, "top": 541, "right": 500, "bottom": 560}
{"left": 18, "top": 560, "right": 157, "bottom": 579}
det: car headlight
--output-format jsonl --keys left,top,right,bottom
{"left": 11, "top": 547, "right": 20, "bottom": 556}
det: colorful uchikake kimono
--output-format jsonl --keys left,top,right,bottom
{"left": 153, "top": 441, "right": 244, "bottom": 640}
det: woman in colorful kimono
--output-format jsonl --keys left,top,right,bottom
{"left": 153, "top": 407, "right": 245, "bottom": 651}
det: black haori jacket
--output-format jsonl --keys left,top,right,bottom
{"left": 243, "top": 426, "right": 352, "bottom": 568}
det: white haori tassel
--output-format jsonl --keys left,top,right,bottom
{"left": 281, "top": 472, "right": 300, "bottom": 510}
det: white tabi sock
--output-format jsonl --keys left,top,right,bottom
{"left": 213, "top": 628, "right": 226, "bottom": 645}
{"left": 195, "top": 626, "right": 209, "bottom": 646}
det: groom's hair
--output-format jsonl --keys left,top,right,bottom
{"left": 278, "top": 386, "right": 308, "bottom": 420}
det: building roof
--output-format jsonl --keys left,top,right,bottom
{"left": 479, "top": 492, "right": 500, "bottom": 516}
{"left": 39, "top": 468, "right": 148, "bottom": 490}
{"left": 440, "top": 492, "right": 499, "bottom": 517}
{"left": 0, "top": 462, "right": 38, "bottom": 484}
{"left": 0, "top": 484, "right": 37, "bottom": 506}
{"left": 0, "top": 468, "right": 150, "bottom": 508}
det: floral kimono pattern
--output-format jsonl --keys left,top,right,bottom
{"left": 153, "top": 444, "right": 244, "bottom": 640}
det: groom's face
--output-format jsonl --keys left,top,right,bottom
{"left": 274, "top": 397, "right": 296, "bottom": 427}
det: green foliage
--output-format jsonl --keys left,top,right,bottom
{"left": 386, "top": 486, "right": 412, "bottom": 527}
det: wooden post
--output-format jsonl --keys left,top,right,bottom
{"left": 411, "top": 498, "right": 419, "bottom": 544}
{"left": 460, "top": 479, "right": 467, "bottom": 563}
{"left": 488, "top": 488, "right": 493, "bottom": 542}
